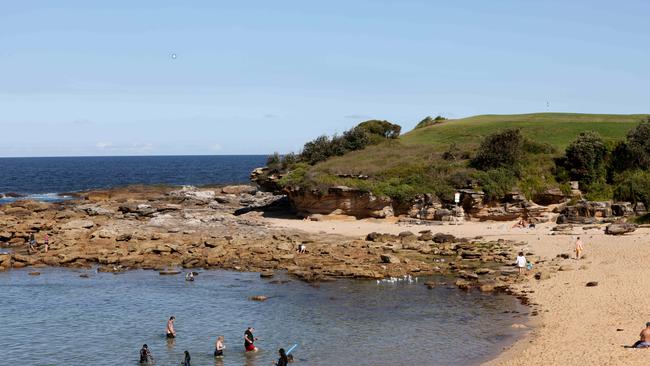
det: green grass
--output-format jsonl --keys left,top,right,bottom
{"left": 299, "top": 113, "right": 648, "bottom": 202}
{"left": 402, "top": 113, "right": 647, "bottom": 150}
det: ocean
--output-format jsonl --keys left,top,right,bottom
{"left": 0, "top": 269, "right": 526, "bottom": 366}
{"left": 0, "top": 155, "right": 266, "bottom": 202}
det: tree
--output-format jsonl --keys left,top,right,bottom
{"left": 356, "top": 120, "right": 401, "bottom": 139}
{"left": 564, "top": 131, "right": 608, "bottom": 185}
{"left": 471, "top": 129, "right": 524, "bottom": 171}
{"left": 301, "top": 135, "right": 333, "bottom": 165}
{"left": 623, "top": 120, "right": 650, "bottom": 169}
{"left": 342, "top": 127, "right": 371, "bottom": 151}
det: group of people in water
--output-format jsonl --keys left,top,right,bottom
{"left": 139, "top": 316, "right": 292, "bottom": 365}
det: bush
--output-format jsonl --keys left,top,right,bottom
{"left": 356, "top": 120, "right": 401, "bottom": 139}
{"left": 471, "top": 129, "right": 524, "bottom": 171}
{"left": 281, "top": 152, "right": 298, "bottom": 170}
{"left": 583, "top": 180, "right": 613, "bottom": 201}
{"left": 266, "top": 152, "right": 281, "bottom": 171}
{"left": 301, "top": 135, "right": 334, "bottom": 165}
{"left": 415, "top": 115, "right": 447, "bottom": 129}
{"left": 278, "top": 163, "right": 311, "bottom": 187}
{"left": 613, "top": 170, "right": 650, "bottom": 207}
{"left": 342, "top": 127, "right": 371, "bottom": 151}
{"left": 612, "top": 120, "right": 650, "bottom": 171}
{"left": 473, "top": 168, "right": 517, "bottom": 201}
{"left": 563, "top": 131, "right": 608, "bottom": 185}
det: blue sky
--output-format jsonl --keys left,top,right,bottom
{"left": 1, "top": 0, "right": 649, "bottom": 157}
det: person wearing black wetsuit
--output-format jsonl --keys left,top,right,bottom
{"left": 139, "top": 344, "right": 153, "bottom": 364}
{"left": 275, "top": 348, "right": 289, "bottom": 366}
{"left": 182, "top": 350, "right": 191, "bottom": 366}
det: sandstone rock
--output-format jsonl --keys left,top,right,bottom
{"left": 380, "top": 254, "right": 400, "bottom": 264}
{"left": 586, "top": 281, "right": 598, "bottom": 287}
{"left": 611, "top": 202, "right": 634, "bottom": 217}
{"left": 221, "top": 185, "right": 257, "bottom": 195}
{"left": 249, "top": 295, "right": 268, "bottom": 301}
{"left": 534, "top": 270, "right": 551, "bottom": 280}
{"left": 424, "top": 281, "right": 437, "bottom": 289}
{"left": 559, "top": 264, "right": 576, "bottom": 271}
{"left": 433, "top": 233, "right": 456, "bottom": 243}
{"left": 286, "top": 186, "right": 394, "bottom": 219}
{"left": 75, "top": 204, "right": 113, "bottom": 216}
{"left": 62, "top": 220, "right": 94, "bottom": 230}
{"left": 28, "top": 271, "right": 40, "bottom": 276}
{"left": 276, "top": 242, "right": 294, "bottom": 251}
{"left": 605, "top": 223, "right": 636, "bottom": 235}
{"left": 455, "top": 279, "right": 472, "bottom": 291}
{"left": 260, "top": 271, "right": 274, "bottom": 278}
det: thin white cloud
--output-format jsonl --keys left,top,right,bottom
{"left": 96, "top": 142, "right": 113, "bottom": 149}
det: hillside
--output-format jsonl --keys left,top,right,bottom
{"left": 298, "top": 113, "right": 648, "bottom": 203}
{"left": 403, "top": 113, "right": 646, "bottom": 150}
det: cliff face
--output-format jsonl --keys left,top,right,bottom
{"left": 286, "top": 186, "right": 394, "bottom": 218}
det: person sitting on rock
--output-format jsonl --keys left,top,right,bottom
{"left": 297, "top": 244, "right": 306, "bottom": 254}
{"left": 631, "top": 322, "right": 650, "bottom": 348}
{"left": 139, "top": 344, "right": 154, "bottom": 364}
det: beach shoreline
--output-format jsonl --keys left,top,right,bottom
{"left": 2, "top": 185, "right": 649, "bottom": 365}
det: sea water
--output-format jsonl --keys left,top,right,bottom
{"left": 0, "top": 268, "right": 527, "bottom": 366}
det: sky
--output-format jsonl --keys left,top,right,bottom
{"left": 1, "top": 0, "right": 649, "bottom": 157}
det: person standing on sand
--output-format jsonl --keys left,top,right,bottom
{"left": 515, "top": 252, "right": 527, "bottom": 275}
{"left": 166, "top": 316, "right": 176, "bottom": 338}
{"left": 214, "top": 335, "right": 225, "bottom": 357}
{"left": 244, "top": 327, "right": 258, "bottom": 352}
{"left": 575, "top": 237, "right": 584, "bottom": 260}
{"left": 631, "top": 322, "right": 650, "bottom": 348}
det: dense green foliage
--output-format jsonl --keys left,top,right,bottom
{"left": 471, "top": 128, "right": 524, "bottom": 171}
{"left": 264, "top": 113, "right": 650, "bottom": 207}
{"left": 415, "top": 115, "right": 447, "bottom": 129}
{"left": 563, "top": 131, "right": 608, "bottom": 185}
{"left": 613, "top": 170, "right": 650, "bottom": 207}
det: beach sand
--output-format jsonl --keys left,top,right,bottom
{"left": 267, "top": 216, "right": 650, "bottom": 365}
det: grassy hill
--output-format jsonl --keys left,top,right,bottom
{"left": 293, "top": 113, "right": 649, "bottom": 203}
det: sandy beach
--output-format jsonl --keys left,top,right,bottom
{"left": 268, "top": 216, "right": 650, "bottom": 365}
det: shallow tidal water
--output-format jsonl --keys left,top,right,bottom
{"left": 0, "top": 269, "right": 526, "bottom": 366}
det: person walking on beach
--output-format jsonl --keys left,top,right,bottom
{"left": 43, "top": 233, "right": 49, "bottom": 253}
{"left": 631, "top": 322, "right": 650, "bottom": 348}
{"left": 181, "top": 350, "right": 191, "bottom": 366}
{"left": 515, "top": 252, "right": 527, "bottom": 276}
{"left": 575, "top": 237, "right": 584, "bottom": 260}
{"left": 139, "top": 344, "right": 154, "bottom": 364}
{"left": 244, "top": 327, "right": 258, "bottom": 352}
{"left": 214, "top": 335, "right": 225, "bottom": 357}
{"left": 166, "top": 316, "right": 176, "bottom": 338}
{"left": 275, "top": 348, "right": 289, "bottom": 366}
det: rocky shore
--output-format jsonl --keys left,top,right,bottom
{"left": 0, "top": 185, "right": 534, "bottom": 292}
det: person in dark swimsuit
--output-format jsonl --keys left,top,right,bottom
{"left": 181, "top": 350, "right": 191, "bottom": 366}
{"left": 139, "top": 344, "right": 153, "bottom": 364}
{"left": 244, "top": 327, "right": 258, "bottom": 352}
{"left": 275, "top": 348, "right": 289, "bottom": 366}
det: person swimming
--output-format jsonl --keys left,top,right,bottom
{"left": 139, "top": 344, "right": 154, "bottom": 364}
{"left": 214, "top": 335, "right": 225, "bottom": 357}
{"left": 185, "top": 272, "right": 194, "bottom": 281}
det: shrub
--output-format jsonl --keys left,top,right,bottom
{"left": 583, "top": 180, "right": 613, "bottom": 201}
{"left": 415, "top": 115, "right": 447, "bottom": 129}
{"left": 473, "top": 168, "right": 517, "bottom": 201}
{"left": 612, "top": 120, "right": 650, "bottom": 171}
{"left": 301, "top": 135, "right": 334, "bottom": 165}
{"left": 266, "top": 152, "right": 281, "bottom": 171}
{"left": 613, "top": 170, "right": 650, "bottom": 207}
{"left": 356, "top": 120, "right": 401, "bottom": 139}
{"left": 342, "top": 127, "right": 371, "bottom": 151}
{"left": 471, "top": 128, "right": 524, "bottom": 171}
{"left": 278, "top": 163, "right": 311, "bottom": 187}
{"left": 563, "top": 131, "right": 608, "bottom": 185}
{"left": 281, "top": 152, "right": 298, "bottom": 170}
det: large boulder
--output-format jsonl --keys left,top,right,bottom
{"left": 286, "top": 186, "right": 394, "bottom": 219}
{"left": 62, "top": 220, "right": 95, "bottom": 230}
{"left": 605, "top": 222, "right": 636, "bottom": 235}
{"left": 611, "top": 202, "right": 634, "bottom": 217}
{"left": 221, "top": 185, "right": 257, "bottom": 195}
